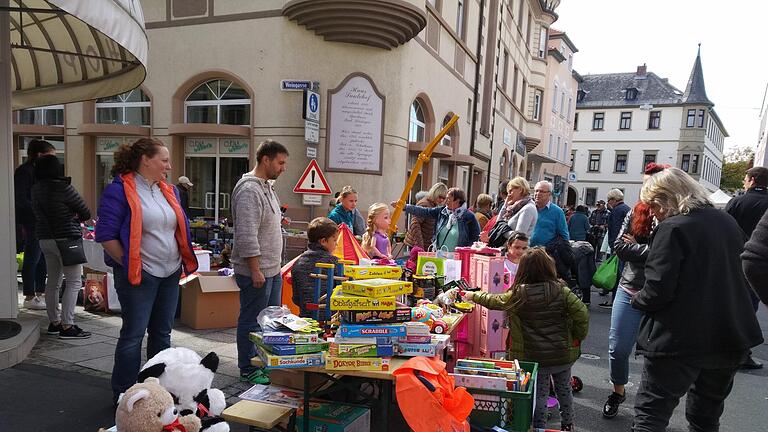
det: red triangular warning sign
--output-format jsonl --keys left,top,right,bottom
{"left": 293, "top": 160, "right": 332, "bottom": 194}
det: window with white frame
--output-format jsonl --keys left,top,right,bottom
{"left": 681, "top": 154, "right": 691, "bottom": 172}
{"left": 592, "top": 112, "right": 604, "bottom": 130}
{"left": 409, "top": 100, "right": 427, "bottom": 142}
{"left": 615, "top": 153, "right": 628, "bottom": 173}
{"left": 643, "top": 152, "right": 656, "bottom": 171}
{"left": 686, "top": 109, "right": 696, "bottom": 127}
{"left": 18, "top": 105, "right": 64, "bottom": 126}
{"left": 441, "top": 115, "right": 456, "bottom": 147}
{"left": 648, "top": 110, "right": 661, "bottom": 129}
{"left": 185, "top": 79, "right": 250, "bottom": 125}
{"left": 585, "top": 188, "right": 597, "bottom": 206}
{"left": 552, "top": 84, "right": 558, "bottom": 112}
{"left": 439, "top": 161, "right": 451, "bottom": 185}
{"left": 588, "top": 152, "right": 601, "bottom": 172}
{"left": 96, "top": 89, "right": 150, "bottom": 126}
{"left": 538, "top": 26, "right": 547, "bottom": 58}
{"left": 456, "top": 0, "right": 466, "bottom": 40}
{"left": 533, "top": 90, "right": 542, "bottom": 120}
{"left": 619, "top": 111, "right": 632, "bottom": 130}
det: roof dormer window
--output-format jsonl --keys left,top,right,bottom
{"left": 577, "top": 89, "right": 586, "bottom": 102}
{"left": 625, "top": 88, "right": 638, "bottom": 101}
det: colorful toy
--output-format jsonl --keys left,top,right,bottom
{"left": 411, "top": 300, "right": 449, "bottom": 334}
{"left": 114, "top": 377, "right": 202, "bottom": 432}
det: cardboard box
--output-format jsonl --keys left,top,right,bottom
{"left": 180, "top": 271, "right": 240, "bottom": 329}
{"left": 268, "top": 368, "right": 327, "bottom": 390}
{"left": 325, "top": 356, "right": 391, "bottom": 371}
{"left": 344, "top": 265, "right": 402, "bottom": 280}
{"left": 341, "top": 308, "right": 412, "bottom": 324}
{"left": 329, "top": 340, "right": 395, "bottom": 358}
{"left": 251, "top": 331, "right": 321, "bottom": 345}
{"left": 338, "top": 323, "right": 406, "bottom": 338}
{"left": 330, "top": 288, "right": 397, "bottom": 311}
{"left": 340, "top": 278, "right": 412, "bottom": 298}
{"left": 296, "top": 401, "right": 370, "bottom": 432}
{"left": 395, "top": 334, "right": 451, "bottom": 357}
{"left": 256, "top": 345, "right": 325, "bottom": 369}
{"left": 259, "top": 341, "right": 329, "bottom": 356}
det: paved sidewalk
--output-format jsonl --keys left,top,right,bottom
{"left": 18, "top": 293, "right": 253, "bottom": 408}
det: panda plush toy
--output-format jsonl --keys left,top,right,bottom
{"left": 138, "top": 347, "right": 229, "bottom": 432}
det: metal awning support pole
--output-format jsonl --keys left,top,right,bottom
{"left": 0, "top": 0, "right": 19, "bottom": 319}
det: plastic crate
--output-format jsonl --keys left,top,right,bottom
{"left": 466, "top": 361, "right": 538, "bottom": 432}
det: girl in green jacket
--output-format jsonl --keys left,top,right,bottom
{"left": 464, "top": 247, "right": 589, "bottom": 431}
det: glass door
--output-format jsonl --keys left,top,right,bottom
{"left": 218, "top": 156, "right": 249, "bottom": 221}
{"left": 184, "top": 156, "right": 217, "bottom": 220}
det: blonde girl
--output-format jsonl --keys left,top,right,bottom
{"left": 362, "top": 203, "right": 392, "bottom": 259}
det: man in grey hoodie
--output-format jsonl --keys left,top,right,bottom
{"left": 231, "top": 140, "right": 289, "bottom": 383}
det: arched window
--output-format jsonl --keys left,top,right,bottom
{"left": 441, "top": 115, "right": 456, "bottom": 147}
{"left": 185, "top": 79, "right": 250, "bottom": 125}
{"left": 96, "top": 89, "right": 150, "bottom": 126}
{"left": 409, "top": 100, "right": 426, "bottom": 142}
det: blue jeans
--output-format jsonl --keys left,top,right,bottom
{"left": 608, "top": 288, "right": 644, "bottom": 386}
{"left": 21, "top": 224, "right": 46, "bottom": 296}
{"left": 236, "top": 273, "right": 282, "bottom": 372}
{"left": 111, "top": 266, "right": 182, "bottom": 397}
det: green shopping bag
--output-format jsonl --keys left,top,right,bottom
{"left": 592, "top": 254, "right": 619, "bottom": 291}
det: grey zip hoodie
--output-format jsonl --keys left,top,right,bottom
{"left": 231, "top": 174, "right": 284, "bottom": 278}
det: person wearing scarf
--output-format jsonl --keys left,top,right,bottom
{"left": 396, "top": 187, "right": 480, "bottom": 252}
{"left": 480, "top": 177, "right": 538, "bottom": 242}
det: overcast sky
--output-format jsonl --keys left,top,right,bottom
{"left": 555, "top": 0, "right": 767, "bottom": 153}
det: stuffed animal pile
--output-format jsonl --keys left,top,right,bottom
{"left": 137, "top": 347, "right": 230, "bottom": 432}
{"left": 114, "top": 377, "right": 201, "bottom": 432}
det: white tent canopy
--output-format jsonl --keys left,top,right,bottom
{"left": 8, "top": 0, "right": 147, "bottom": 109}
{"left": 1, "top": 0, "right": 148, "bottom": 318}
{"left": 710, "top": 189, "right": 733, "bottom": 209}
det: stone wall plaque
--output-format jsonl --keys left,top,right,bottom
{"left": 326, "top": 73, "right": 385, "bottom": 174}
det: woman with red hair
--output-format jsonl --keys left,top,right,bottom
{"left": 602, "top": 163, "right": 669, "bottom": 419}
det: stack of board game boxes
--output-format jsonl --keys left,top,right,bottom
{"left": 395, "top": 322, "right": 451, "bottom": 357}
{"left": 328, "top": 277, "right": 412, "bottom": 371}
{"left": 251, "top": 331, "right": 328, "bottom": 369}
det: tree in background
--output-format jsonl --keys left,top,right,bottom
{"left": 721, "top": 147, "right": 755, "bottom": 192}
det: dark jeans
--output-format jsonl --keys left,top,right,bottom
{"left": 21, "top": 224, "right": 46, "bottom": 296}
{"left": 633, "top": 356, "right": 739, "bottom": 432}
{"left": 236, "top": 273, "right": 283, "bottom": 373}
{"left": 111, "top": 266, "right": 182, "bottom": 397}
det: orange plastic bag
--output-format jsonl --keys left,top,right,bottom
{"left": 393, "top": 356, "right": 474, "bottom": 432}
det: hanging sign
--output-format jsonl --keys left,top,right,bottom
{"left": 293, "top": 159, "right": 332, "bottom": 195}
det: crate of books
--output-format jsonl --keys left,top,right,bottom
{"left": 453, "top": 358, "right": 538, "bottom": 432}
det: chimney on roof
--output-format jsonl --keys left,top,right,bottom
{"left": 636, "top": 63, "right": 647, "bottom": 76}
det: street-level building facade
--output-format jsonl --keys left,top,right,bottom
{"left": 571, "top": 50, "right": 727, "bottom": 208}
{"left": 12, "top": 0, "right": 566, "bottom": 226}
{"left": 526, "top": 28, "right": 578, "bottom": 205}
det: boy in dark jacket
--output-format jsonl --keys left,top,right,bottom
{"left": 291, "top": 218, "right": 339, "bottom": 317}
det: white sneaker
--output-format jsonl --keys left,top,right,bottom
{"left": 23, "top": 296, "right": 46, "bottom": 310}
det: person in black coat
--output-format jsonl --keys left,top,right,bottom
{"left": 725, "top": 166, "right": 768, "bottom": 369}
{"left": 32, "top": 155, "right": 92, "bottom": 339}
{"left": 630, "top": 168, "right": 763, "bottom": 432}
{"left": 15, "top": 139, "right": 56, "bottom": 310}
{"left": 743, "top": 207, "right": 768, "bottom": 305}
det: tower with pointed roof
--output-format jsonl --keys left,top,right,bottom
{"left": 570, "top": 46, "right": 728, "bottom": 208}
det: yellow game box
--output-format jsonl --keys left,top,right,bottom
{"left": 343, "top": 265, "right": 403, "bottom": 280}
{"left": 326, "top": 356, "right": 391, "bottom": 371}
{"left": 330, "top": 288, "right": 397, "bottom": 310}
{"left": 340, "top": 279, "right": 413, "bottom": 298}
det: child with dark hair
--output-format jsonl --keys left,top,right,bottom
{"left": 464, "top": 247, "right": 588, "bottom": 431}
{"left": 291, "top": 217, "right": 340, "bottom": 317}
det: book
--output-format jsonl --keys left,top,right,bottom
{"left": 341, "top": 308, "right": 412, "bottom": 324}
{"left": 330, "top": 288, "right": 397, "bottom": 310}
{"left": 238, "top": 384, "right": 304, "bottom": 408}
{"left": 251, "top": 331, "right": 320, "bottom": 345}
{"left": 256, "top": 345, "right": 325, "bottom": 369}
{"left": 338, "top": 323, "right": 406, "bottom": 338}
{"left": 326, "top": 356, "right": 391, "bottom": 371}
{"left": 340, "top": 279, "right": 413, "bottom": 298}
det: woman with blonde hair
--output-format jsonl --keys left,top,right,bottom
{"left": 480, "top": 177, "right": 538, "bottom": 244}
{"left": 361, "top": 203, "right": 392, "bottom": 259}
{"left": 630, "top": 167, "right": 763, "bottom": 431}
{"left": 404, "top": 182, "right": 448, "bottom": 249}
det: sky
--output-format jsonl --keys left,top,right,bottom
{"left": 555, "top": 0, "right": 768, "bottom": 153}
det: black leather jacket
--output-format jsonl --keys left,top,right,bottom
{"left": 31, "top": 178, "right": 91, "bottom": 239}
{"left": 613, "top": 209, "right": 651, "bottom": 293}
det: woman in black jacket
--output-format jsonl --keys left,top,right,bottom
{"left": 602, "top": 162, "right": 668, "bottom": 419}
{"left": 630, "top": 168, "right": 763, "bottom": 432}
{"left": 32, "top": 155, "right": 92, "bottom": 339}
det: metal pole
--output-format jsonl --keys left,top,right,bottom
{"left": 0, "top": 0, "right": 19, "bottom": 318}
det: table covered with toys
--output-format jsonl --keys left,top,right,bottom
{"left": 230, "top": 238, "right": 541, "bottom": 432}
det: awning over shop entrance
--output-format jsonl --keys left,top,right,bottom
{"left": 1, "top": 0, "right": 149, "bottom": 319}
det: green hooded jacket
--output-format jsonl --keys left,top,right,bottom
{"left": 472, "top": 281, "right": 589, "bottom": 367}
